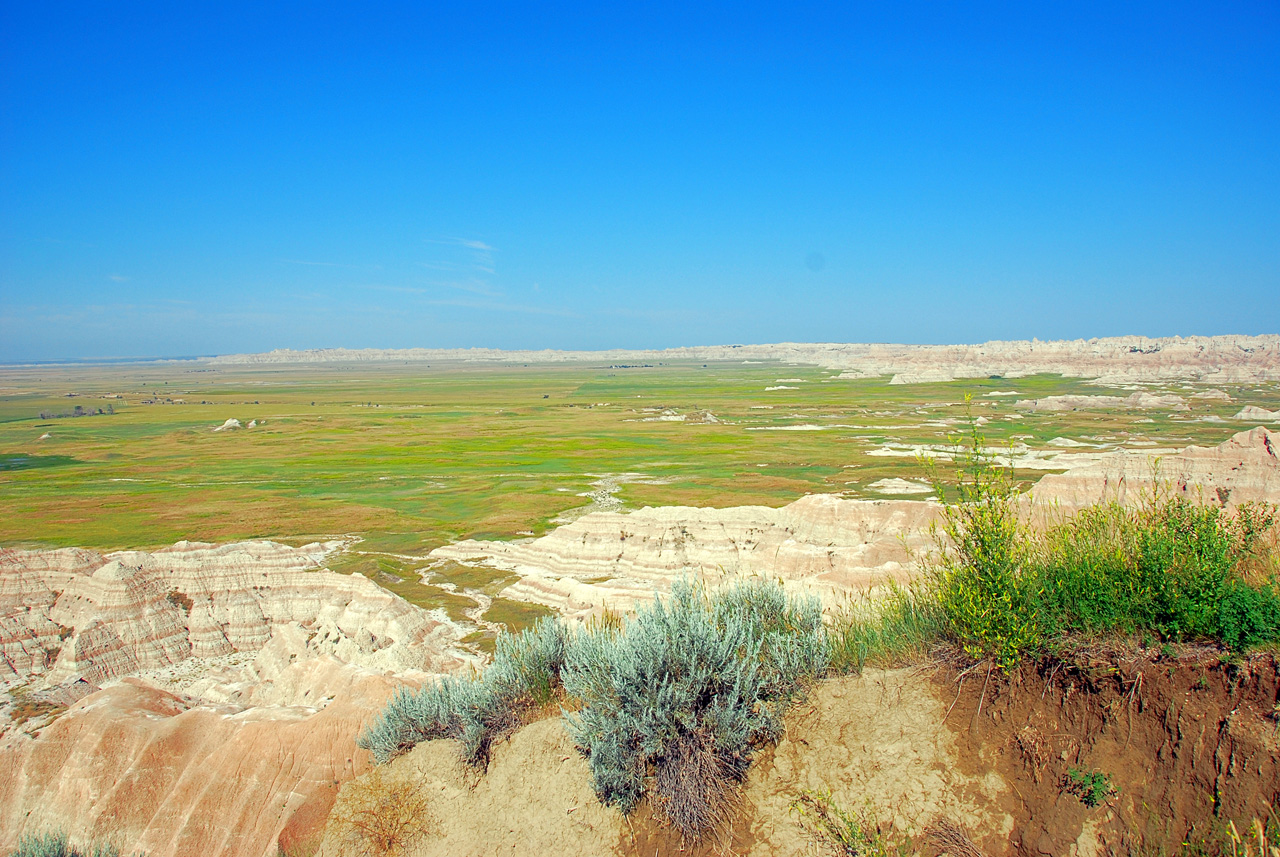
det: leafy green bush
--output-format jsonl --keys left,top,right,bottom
{"left": 927, "top": 419, "right": 1042, "bottom": 672}
{"left": 849, "top": 414, "right": 1280, "bottom": 676}
{"left": 562, "top": 578, "right": 826, "bottom": 841}
{"left": 357, "top": 616, "right": 567, "bottom": 767}
{"left": 1032, "top": 497, "right": 1279, "bottom": 648}
{"left": 8, "top": 831, "right": 121, "bottom": 857}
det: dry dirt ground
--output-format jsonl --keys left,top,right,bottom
{"left": 313, "top": 651, "right": 1280, "bottom": 857}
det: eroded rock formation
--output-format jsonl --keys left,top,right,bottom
{"left": 0, "top": 540, "right": 477, "bottom": 857}
{"left": 1029, "top": 426, "right": 1280, "bottom": 512}
{"left": 207, "top": 334, "right": 1280, "bottom": 384}
{"left": 432, "top": 495, "right": 941, "bottom": 617}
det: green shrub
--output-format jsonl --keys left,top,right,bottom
{"left": 927, "top": 419, "right": 1042, "bottom": 672}
{"left": 357, "top": 616, "right": 568, "bottom": 767}
{"left": 1032, "top": 497, "right": 1279, "bottom": 648}
{"left": 562, "top": 578, "right": 826, "bottom": 841}
{"left": 919, "top": 412, "right": 1280, "bottom": 671}
{"left": 1217, "top": 579, "right": 1280, "bottom": 650}
{"left": 8, "top": 831, "right": 121, "bottom": 857}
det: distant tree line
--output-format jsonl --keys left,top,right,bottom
{"left": 37, "top": 404, "right": 114, "bottom": 420}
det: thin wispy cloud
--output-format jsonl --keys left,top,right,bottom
{"left": 279, "top": 258, "right": 373, "bottom": 269}
{"left": 109, "top": 274, "right": 130, "bottom": 282}
{"left": 362, "top": 284, "right": 429, "bottom": 295}
{"left": 424, "top": 237, "right": 497, "bottom": 252}
{"left": 420, "top": 235, "right": 501, "bottom": 292}
{"left": 420, "top": 261, "right": 496, "bottom": 275}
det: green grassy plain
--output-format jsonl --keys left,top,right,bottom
{"left": 2, "top": 358, "right": 1274, "bottom": 629}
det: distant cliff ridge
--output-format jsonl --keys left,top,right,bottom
{"left": 206, "top": 334, "right": 1280, "bottom": 383}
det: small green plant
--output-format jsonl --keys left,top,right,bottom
{"left": 8, "top": 831, "right": 124, "bottom": 857}
{"left": 790, "top": 790, "right": 902, "bottom": 856}
{"left": 1224, "top": 808, "right": 1280, "bottom": 857}
{"left": 1064, "top": 767, "right": 1117, "bottom": 808}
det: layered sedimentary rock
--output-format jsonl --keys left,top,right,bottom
{"left": 1, "top": 665, "right": 404, "bottom": 857}
{"left": 1029, "top": 426, "right": 1280, "bottom": 512}
{"left": 432, "top": 495, "right": 941, "bottom": 617}
{"left": 0, "top": 540, "right": 476, "bottom": 857}
{"left": 1, "top": 540, "right": 463, "bottom": 688}
{"left": 1015, "top": 392, "right": 1189, "bottom": 412}
{"left": 207, "top": 334, "right": 1280, "bottom": 384}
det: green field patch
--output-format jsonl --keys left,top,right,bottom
{"left": 481, "top": 596, "right": 555, "bottom": 633}
{"left": 0, "top": 454, "right": 82, "bottom": 472}
{"left": 428, "top": 561, "right": 519, "bottom": 594}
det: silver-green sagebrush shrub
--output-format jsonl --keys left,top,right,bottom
{"left": 562, "top": 578, "right": 826, "bottom": 841}
{"left": 357, "top": 616, "right": 567, "bottom": 768}
{"left": 8, "top": 831, "right": 124, "bottom": 857}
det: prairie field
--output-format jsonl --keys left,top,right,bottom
{"left": 1, "top": 359, "right": 1273, "bottom": 624}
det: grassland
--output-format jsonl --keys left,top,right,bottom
{"left": 2, "top": 358, "right": 1275, "bottom": 628}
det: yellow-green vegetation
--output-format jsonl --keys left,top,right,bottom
{"left": 790, "top": 789, "right": 908, "bottom": 857}
{"left": 828, "top": 426, "right": 1280, "bottom": 674}
{"left": 3, "top": 360, "right": 1270, "bottom": 552}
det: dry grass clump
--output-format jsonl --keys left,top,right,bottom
{"left": 923, "top": 817, "right": 987, "bottom": 857}
{"left": 328, "top": 767, "right": 433, "bottom": 857}
{"left": 1012, "top": 725, "right": 1052, "bottom": 784}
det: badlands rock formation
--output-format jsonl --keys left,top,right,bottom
{"left": 433, "top": 428, "right": 1280, "bottom": 620}
{"left": 1234, "top": 405, "right": 1280, "bottom": 422}
{"left": 1029, "top": 426, "right": 1280, "bottom": 512}
{"left": 0, "top": 540, "right": 476, "bottom": 857}
{"left": 432, "top": 495, "right": 941, "bottom": 617}
{"left": 1015, "top": 392, "right": 1189, "bottom": 412}
{"left": 207, "top": 334, "right": 1280, "bottom": 384}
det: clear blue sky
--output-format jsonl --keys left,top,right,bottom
{"left": 2, "top": 2, "right": 1277, "bottom": 360}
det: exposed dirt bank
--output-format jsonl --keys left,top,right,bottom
{"left": 316, "top": 652, "right": 1280, "bottom": 857}
{"left": 944, "top": 650, "right": 1280, "bottom": 855}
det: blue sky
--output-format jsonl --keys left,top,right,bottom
{"left": 1, "top": 2, "right": 1277, "bottom": 360}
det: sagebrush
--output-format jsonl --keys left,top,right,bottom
{"left": 563, "top": 578, "right": 827, "bottom": 841}
{"left": 357, "top": 616, "right": 567, "bottom": 767}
